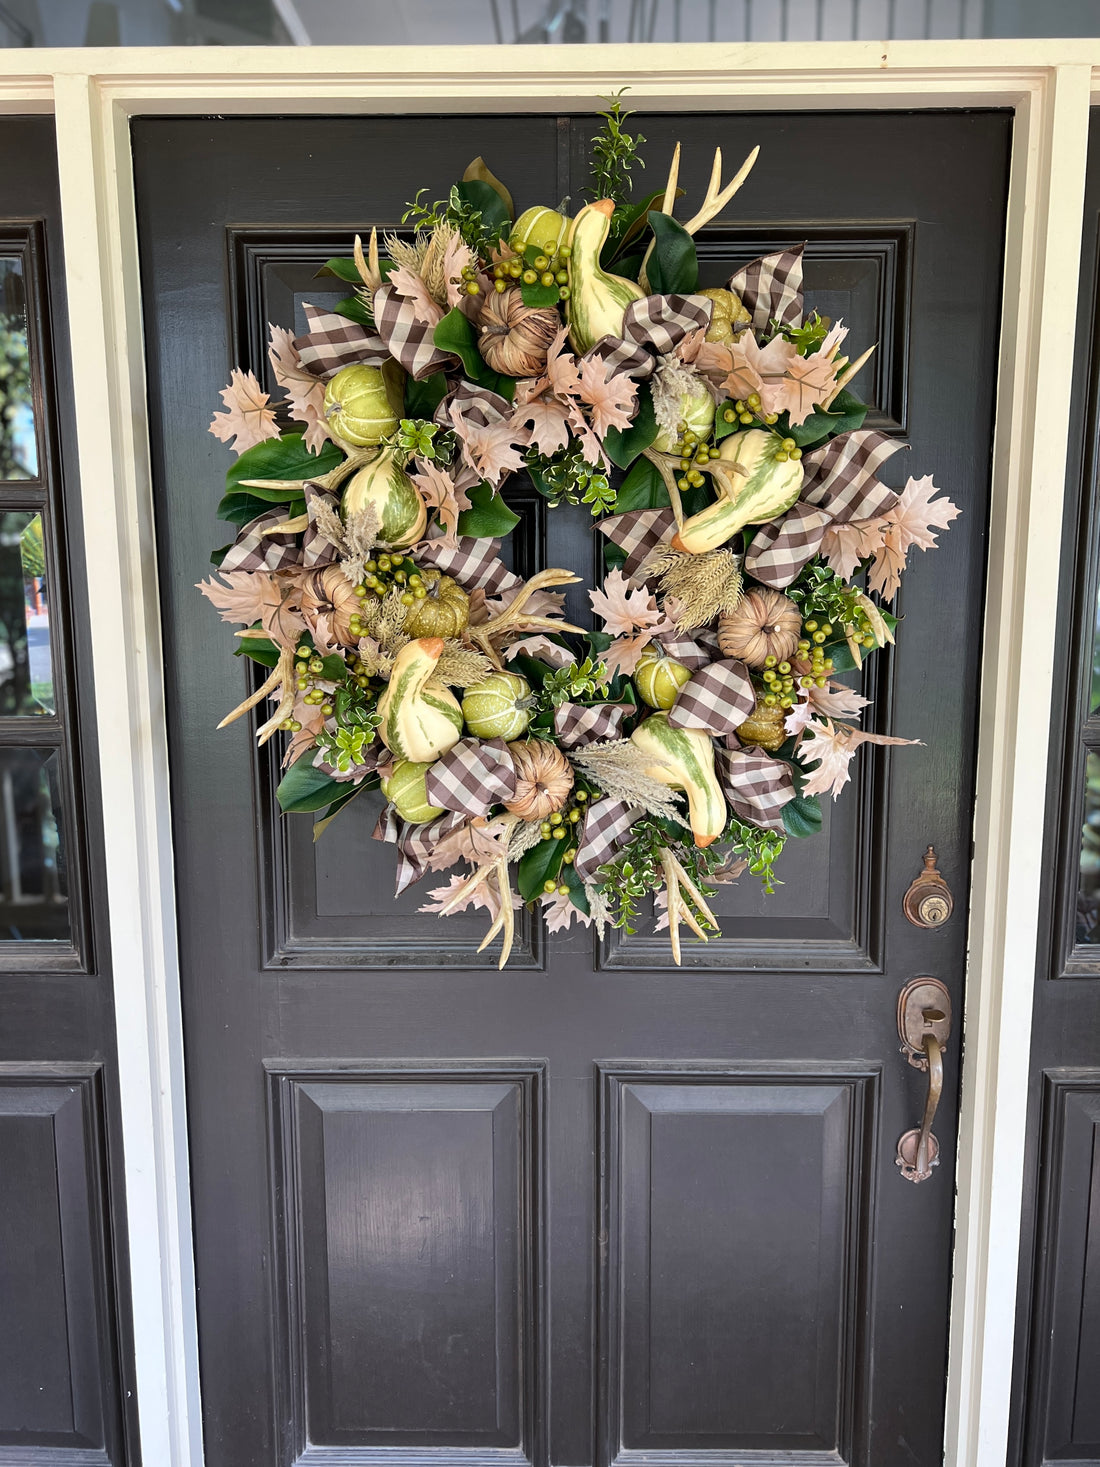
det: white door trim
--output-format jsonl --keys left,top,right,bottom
{"left": 0, "top": 41, "right": 1094, "bottom": 1466}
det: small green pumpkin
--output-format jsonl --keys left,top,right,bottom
{"left": 380, "top": 758, "right": 446, "bottom": 824}
{"left": 403, "top": 572, "right": 470, "bottom": 638}
{"left": 634, "top": 649, "right": 693, "bottom": 710}
{"left": 323, "top": 363, "right": 398, "bottom": 447}
{"left": 462, "top": 672, "right": 533, "bottom": 741}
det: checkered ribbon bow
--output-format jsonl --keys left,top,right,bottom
{"left": 218, "top": 507, "right": 302, "bottom": 574}
{"left": 370, "top": 809, "right": 472, "bottom": 896}
{"left": 553, "top": 702, "right": 629, "bottom": 750}
{"left": 374, "top": 283, "right": 458, "bottom": 381}
{"left": 293, "top": 302, "right": 388, "bottom": 379}
{"left": 597, "top": 507, "right": 677, "bottom": 580}
{"left": 425, "top": 737, "right": 516, "bottom": 817}
{"left": 588, "top": 294, "right": 714, "bottom": 381}
{"left": 573, "top": 797, "right": 639, "bottom": 882}
{"left": 646, "top": 631, "right": 711, "bottom": 670}
{"left": 727, "top": 246, "right": 805, "bottom": 331}
{"left": 746, "top": 430, "right": 904, "bottom": 588}
{"left": 414, "top": 535, "right": 524, "bottom": 599}
{"left": 716, "top": 747, "right": 795, "bottom": 833}
{"left": 667, "top": 659, "right": 756, "bottom": 736}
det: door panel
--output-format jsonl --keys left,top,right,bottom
{"left": 134, "top": 110, "right": 1009, "bottom": 1467}
{"left": 0, "top": 119, "right": 132, "bottom": 1467}
{"left": 1013, "top": 108, "right": 1100, "bottom": 1467}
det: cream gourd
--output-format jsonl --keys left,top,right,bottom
{"left": 630, "top": 712, "right": 727, "bottom": 848}
{"left": 376, "top": 638, "right": 463, "bottom": 763}
{"left": 564, "top": 199, "right": 645, "bottom": 355}
{"left": 672, "top": 429, "right": 804, "bottom": 555}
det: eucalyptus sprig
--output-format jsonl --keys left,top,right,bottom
{"left": 588, "top": 89, "right": 645, "bottom": 205}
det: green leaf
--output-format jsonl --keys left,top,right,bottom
{"left": 433, "top": 308, "right": 515, "bottom": 400}
{"left": 316, "top": 257, "right": 361, "bottom": 283}
{"left": 604, "top": 382, "right": 657, "bottom": 468}
{"left": 518, "top": 837, "right": 566, "bottom": 902}
{"left": 455, "top": 178, "right": 513, "bottom": 234}
{"left": 606, "top": 186, "right": 684, "bottom": 262}
{"left": 509, "top": 653, "right": 552, "bottom": 687}
{"left": 714, "top": 401, "right": 741, "bottom": 441}
{"left": 783, "top": 396, "right": 868, "bottom": 450}
{"left": 645, "top": 211, "right": 699, "bottom": 295}
{"left": 225, "top": 434, "right": 344, "bottom": 495}
{"left": 317, "top": 653, "right": 347, "bottom": 680}
{"left": 520, "top": 279, "right": 561, "bottom": 308}
{"left": 559, "top": 861, "right": 590, "bottom": 913}
{"left": 333, "top": 294, "right": 374, "bottom": 328}
{"left": 456, "top": 481, "right": 521, "bottom": 538}
{"left": 277, "top": 757, "right": 345, "bottom": 814}
{"left": 233, "top": 635, "right": 279, "bottom": 668}
{"left": 782, "top": 792, "right": 823, "bottom": 839}
{"left": 614, "top": 454, "right": 668, "bottom": 512}
{"left": 462, "top": 157, "right": 515, "bottom": 219}
{"left": 603, "top": 540, "right": 627, "bottom": 573}
{"left": 404, "top": 370, "right": 448, "bottom": 419}
{"left": 216, "top": 488, "right": 306, "bottom": 528}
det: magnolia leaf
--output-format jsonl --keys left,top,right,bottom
{"left": 518, "top": 838, "right": 565, "bottom": 902}
{"left": 782, "top": 792, "right": 823, "bottom": 838}
{"left": 604, "top": 382, "right": 657, "bottom": 468}
{"left": 456, "top": 482, "right": 521, "bottom": 538}
{"left": 614, "top": 454, "right": 669, "bottom": 512}
{"left": 645, "top": 211, "right": 699, "bottom": 294}
{"left": 225, "top": 433, "right": 344, "bottom": 494}
{"left": 333, "top": 294, "right": 374, "bottom": 327}
{"left": 277, "top": 757, "right": 345, "bottom": 814}
{"left": 462, "top": 156, "right": 515, "bottom": 218}
{"left": 316, "top": 257, "right": 361, "bottom": 282}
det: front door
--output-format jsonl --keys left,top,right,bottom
{"left": 134, "top": 109, "right": 1009, "bottom": 1467}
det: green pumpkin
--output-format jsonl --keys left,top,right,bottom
{"left": 462, "top": 672, "right": 533, "bottom": 741}
{"left": 652, "top": 379, "right": 717, "bottom": 453}
{"left": 323, "top": 363, "right": 398, "bottom": 447}
{"left": 380, "top": 758, "right": 446, "bottom": 824}
{"left": 634, "top": 649, "right": 693, "bottom": 710}
{"left": 510, "top": 205, "right": 570, "bottom": 257}
{"left": 342, "top": 446, "right": 427, "bottom": 549}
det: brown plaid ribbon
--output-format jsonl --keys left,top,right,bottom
{"left": 667, "top": 659, "right": 756, "bottom": 736}
{"left": 414, "top": 536, "right": 524, "bottom": 598}
{"left": 219, "top": 508, "right": 302, "bottom": 573}
{"left": 597, "top": 507, "right": 677, "bottom": 580}
{"left": 293, "top": 302, "right": 388, "bottom": 379}
{"left": 372, "top": 803, "right": 400, "bottom": 844}
{"left": 587, "top": 294, "right": 714, "bottom": 380}
{"left": 716, "top": 747, "right": 795, "bottom": 832}
{"left": 425, "top": 737, "right": 516, "bottom": 816}
{"left": 727, "top": 246, "right": 805, "bottom": 331}
{"left": 554, "top": 702, "right": 629, "bottom": 749}
{"left": 573, "top": 797, "right": 639, "bottom": 882}
{"left": 374, "top": 282, "right": 457, "bottom": 381}
{"left": 394, "top": 811, "right": 470, "bottom": 895}
{"left": 746, "top": 430, "right": 904, "bottom": 588}
{"left": 648, "top": 632, "right": 711, "bottom": 671}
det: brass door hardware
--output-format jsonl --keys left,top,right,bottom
{"left": 903, "top": 846, "right": 954, "bottom": 928}
{"left": 895, "top": 978, "right": 952, "bottom": 1184}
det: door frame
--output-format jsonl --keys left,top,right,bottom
{"left": 0, "top": 39, "right": 1093, "bottom": 1467}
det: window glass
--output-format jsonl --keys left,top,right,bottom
{"left": 0, "top": 747, "right": 69, "bottom": 942}
{"left": 1078, "top": 749, "right": 1100, "bottom": 944}
{"left": 0, "top": 257, "right": 37, "bottom": 481}
{"left": 0, "top": 512, "right": 52, "bottom": 716}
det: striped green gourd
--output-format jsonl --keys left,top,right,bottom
{"left": 671, "top": 429, "right": 804, "bottom": 555}
{"left": 630, "top": 712, "right": 727, "bottom": 848}
{"left": 377, "top": 638, "right": 463, "bottom": 764}
{"left": 564, "top": 200, "right": 645, "bottom": 355}
{"left": 342, "top": 445, "right": 427, "bottom": 549}
{"left": 323, "top": 363, "right": 398, "bottom": 446}
{"left": 461, "top": 672, "right": 533, "bottom": 741}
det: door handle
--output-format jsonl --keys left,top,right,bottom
{"left": 895, "top": 977, "right": 952, "bottom": 1184}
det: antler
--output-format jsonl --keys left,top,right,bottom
{"left": 353, "top": 227, "right": 383, "bottom": 293}
{"left": 658, "top": 845, "right": 720, "bottom": 966}
{"left": 467, "top": 568, "right": 585, "bottom": 668}
{"left": 681, "top": 145, "right": 760, "bottom": 236}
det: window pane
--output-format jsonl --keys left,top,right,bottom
{"left": 0, "top": 257, "right": 37, "bottom": 481}
{"left": 0, "top": 512, "right": 52, "bottom": 716}
{"left": 0, "top": 747, "right": 69, "bottom": 943}
{"left": 1078, "top": 750, "right": 1100, "bottom": 943}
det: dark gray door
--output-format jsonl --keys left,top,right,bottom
{"left": 0, "top": 119, "right": 134, "bottom": 1464}
{"left": 1011, "top": 107, "right": 1100, "bottom": 1467}
{"left": 134, "top": 110, "right": 1009, "bottom": 1467}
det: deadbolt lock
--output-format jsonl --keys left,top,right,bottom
{"left": 903, "top": 846, "right": 954, "bottom": 929}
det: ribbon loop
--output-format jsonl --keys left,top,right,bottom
{"left": 554, "top": 702, "right": 629, "bottom": 750}
{"left": 727, "top": 246, "right": 805, "bottom": 332}
{"left": 588, "top": 293, "right": 713, "bottom": 381}
{"left": 573, "top": 797, "right": 639, "bottom": 882}
{"left": 667, "top": 659, "right": 755, "bottom": 736}
{"left": 292, "top": 301, "right": 388, "bottom": 379}
{"left": 716, "top": 747, "right": 795, "bottom": 832}
{"left": 425, "top": 737, "right": 516, "bottom": 816}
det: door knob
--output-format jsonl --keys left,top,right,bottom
{"left": 895, "top": 977, "right": 952, "bottom": 1184}
{"left": 903, "top": 846, "right": 954, "bottom": 928}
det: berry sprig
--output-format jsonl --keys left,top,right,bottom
{"left": 719, "top": 397, "right": 804, "bottom": 463}
{"left": 491, "top": 243, "right": 572, "bottom": 303}
{"left": 537, "top": 787, "right": 592, "bottom": 897}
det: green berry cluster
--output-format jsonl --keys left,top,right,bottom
{"left": 788, "top": 563, "right": 879, "bottom": 647}
{"left": 346, "top": 554, "right": 428, "bottom": 639}
{"left": 720, "top": 394, "right": 803, "bottom": 462}
{"left": 279, "top": 641, "right": 335, "bottom": 731}
{"left": 794, "top": 627, "right": 837, "bottom": 687}
{"left": 492, "top": 243, "right": 572, "bottom": 301}
{"left": 537, "top": 788, "right": 591, "bottom": 896}
{"left": 672, "top": 428, "right": 721, "bottom": 492}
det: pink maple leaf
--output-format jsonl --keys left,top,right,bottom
{"left": 268, "top": 325, "right": 330, "bottom": 453}
{"left": 514, "top": 397, "right": 571, "bottom": 455}
{"left": 388, "top": 265, "right": 444, "bottom": 326}
{"left": 577, "top": 358, "right": 638, "bottom": 436}
{"left": 783, "top": 698, "right": 816, "bottom": 738}
{"left": 809, "top": 682, "right": 871, "bottom": 719}
{"left": 796, "top": 717, "right": 921, "bottom": 800}
{"left": 197, "top": 568, "right": 305, "bottom": 648}
{"left": 589, "top": 569, "right": 662, "bottom": 637}
{"left": 209, "top": 369, "right": 281, "bottom": 455}
{"left": 820, "top": 515, "right": 889, "bottom": 580}
{"left": 451, "top": 410, "right": 527, "bottom": 488}
{"left": 540, "top": 888, "right": 593, "bottom": 932}
{"left": 867, "top": 475, "right": 960, "bottom": 599}
{"left": 442, "top": 234, "right": 474, "bottom": 308}
{"left": 410, "top": 461, "right": 470, "bottom": 544}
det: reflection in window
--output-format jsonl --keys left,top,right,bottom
{"left": 0, "top": 257, "right": 37, "bottom": 480}
{"left": 1078, "top": 750, "right": 1100, "bottom": 942}
{"left": 0, "top": 512, "right": 52, "bottom": 715}
{"left": 0, "top": 748, "right": 68, "bottom": 942}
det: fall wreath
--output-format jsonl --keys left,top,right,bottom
{"left": 200, "top": 96, "right": 959, "bottom": 966}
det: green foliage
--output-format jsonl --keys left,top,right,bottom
{"left": 404, "top": 370, "right": 449, "bottom": 420}
{"left": 588, "top": 89, "right": 645, "bottom": 205}
{"left": 395, "top": 417, "right": 455, "bottom": 463}
{"left": 223, "top": 433, "right": 343, "bottom": 500}
{"left": 614, "top": 454, "right": 669, "bottom": 512}
{"left": 772, "top": 310, "right": 833, "bottom": 355}
{"left": 781, "top": 792, "right": 823, "bottom": 839}
{"left": 645, "top": 211, "right": 699, "bottom": 294}
{"left": 722, "top": 816, "right": 786, "bottom": 894}
{"left": 433, "top": 307, "right": 515, "bottom": 399}
{"left": 526, "top": 444, "right": 615, "bottom": 515}
{"left": 316, "top": 257, "right": 361, "bottom": 283}
{"left": 539, "top": 655, "right": 609, "bottom": 709}
{"left": 788, "top": 562, "right": 874, "bottom": 639}
{"left": 314, "top": 723, "right": 378, "bottom": 775}
{"left": 332, "top": 294, "right": 374, "bottom": 328}
{"left": 517, "top": 837, "right": 566, "bottom": 902}
{"left": 603, "top": 382, "right": 657, "bottom": 468}
{"left": 595, "top": 817, "right": 716, "bottom": 937}
{"left": 456, "top": 482, "right": 521, "bottom": 538}
{"left": 402, "top": 179, "right": 511, "bottom": 254}
{"left": 276, "top": 757, "right": 345, "bottom": 814}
